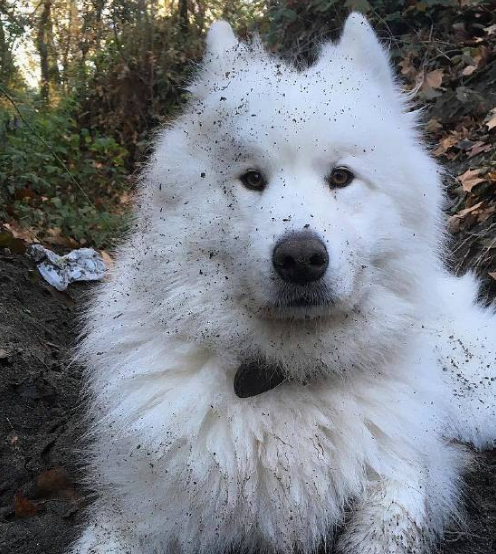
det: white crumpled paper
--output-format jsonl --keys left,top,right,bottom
{"left": 28, "top": 244, "right": 107, "bottom": 291}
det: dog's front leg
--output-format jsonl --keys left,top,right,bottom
{"left": 337, "top": 470, "right": 451, "bottom": 554}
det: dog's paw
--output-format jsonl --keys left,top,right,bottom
{"left": 69, "top": 520, "right": 138, "bottom": 554}
{"left": 337, "top": 522, "right": 427, "bottom": 554}
{"left": 337, "top": 500, "right": 429, "bottom": 554}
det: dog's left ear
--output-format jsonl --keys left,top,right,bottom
{"left": 323, "top": 13, "right": 395, "bottom": 91}
{"left": 340, "top": 13, "right": 392, "bottom": 79}
{"left": 206, "top": 21, "right": 239, "bottom": 57}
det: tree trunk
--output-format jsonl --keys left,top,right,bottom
{"left": 0, "top": 16, "right": 14, "bottom": 86}
{"left": 37, "top": 0, "right": 51, "bottom": 102}
{"left": 179, "top": 0, "right": 188, "bottom": 33}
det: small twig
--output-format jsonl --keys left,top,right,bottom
{"left": 0, "top": 84, "right": 111, "bottom": 230}
{"left": 474, "top": 232, "right": 496, "bottom": 269}
{"left": 443, "top": 530, "right": 483, "bottom": 543}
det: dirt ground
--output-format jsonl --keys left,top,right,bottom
{"left": 0, "top": 251, "right": 495, "bottom": 554}
{"left": 0, "top": 253, "right": 89, "bottom": 554}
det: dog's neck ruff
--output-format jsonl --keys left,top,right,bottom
{"left": 234, "top": 361, "right": 287, "bottom": 398}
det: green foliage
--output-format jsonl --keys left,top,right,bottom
{"left": 2, "top": 0, "right": 489, "bottom": 251}
{"left": 1, "top": 1, "right": 268, "bottom": 248}
{"left": 75, "top": 12, "right": 201, "bottom": 170}
{"left": 0, "top": 96, "right": 129, "bottom": 248}
{"left": 76, "top": 1, "right": 265, "bottom": 170}
{"left": 265, "top": 0, "right": 462, "bottom": 61}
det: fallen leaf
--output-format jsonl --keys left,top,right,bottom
{"left": 44, "top": 235, "right": 79, "bottom": 248}
{"left": 3, "top": 223, "right": 37, "bottom": 243}
{"left": 455, "top": 200, "right": 485, "bottom": 218}
{"left": 456, "top": 86, "right": 474, "bottom": 104}
{"left": 456, "top": 139, "right": 474, "bottom": 152}
{"left": 448, "top": 200, "right": 485, "bottom": 233}
{"left": 100, "top": 250, "right": 114, "bottom": 273}
{"left": 37, "top": 468, "right": 77, "bottom": 502}
{"left": 485, "top": 23, "right": 496, "bottom": 36}
{"left": 461, "top": 65, "right": 476, "bottom": 76}
{"left": 14, "top": 492, "right": 38, "bottom": 518}
{"left": 486, "top": 110, "right": 496, "bottom": 131}
{"left": 425, "top": 118, "right": 443, "bottom": 133}
{"left": 468, "top": 141, "right": 492, "bottom": 158}
{"left": 432, "top": 134, "right": 459, "bottom": 157}
{"left": 0, "top": 225, "right": 30, "bottom": 253}
{"left": 489, "top": 272, "right": 496, "bottom": 281}
{"left": 0, "top": 233, "right": 27, "bottom": 254}
{"left": 421, "top": 69, "right": 444, "bottom": 92}
{"left": 399, "top": 56, "right": 417, "bottom": 80}
{"left": 479, "top": 205, "right": 496, "bottom": 222}
{"left": 458, "top": 169, "right": 485, "bottom": 192}
{"left": 46, "top": 227, "right": 62, "bottom": 237}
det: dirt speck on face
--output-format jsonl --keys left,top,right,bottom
{"left": 0, "top": 251, "right": 495, "bottom": 554}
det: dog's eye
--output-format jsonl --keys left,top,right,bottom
{"left": 240, "top": 170, "right": 267, "bottom": 191}
{"left": 327, "top": 167, "right": 354, "bottom": 188}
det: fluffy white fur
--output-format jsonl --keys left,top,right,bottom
{"left": 71, "top": 14, "right": 496, "bottom": 554}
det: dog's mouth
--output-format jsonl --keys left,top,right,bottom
{"left": 262, "top": 283, "right": 337, "bottom": 319}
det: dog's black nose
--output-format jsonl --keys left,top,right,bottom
{"left": 272, "top": 233, "right": 328, "bottom": 285}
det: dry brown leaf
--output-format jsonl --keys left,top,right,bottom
{"left": 458, "top": 169, "right": 485, "bottom": 192}
{"left": 3, "top": 223, "right": 37, "bottom": 243}
{"left": 455, "top": 200, "right": 485, "bottom": 218}
{"left": 480, "top": 206, "right": 496, "bottom": 221}
{"left": 448, "top": 200, "right": 486, "bottom": 233}
{"left": 485, "top": 23, "right": 496, "bottom": 36}
{"left": 37, "top": 468, "right": 77, "bottom": 502}
{"left": 486, "top": 110, "right": 496, "bottom": 131}
{"left": 432, "top": 134, "right": 459, "bottom": 157}
{"left": 0, "top": 226, "right": 28, "bottom": 254}
{"left": 14, "top": 492, "right": 38, "bottom": 518}
{"left": 399, "top": 56, "right": 417, "bottom": 80}
{"left": 461, "top": 65, "right": 477, "bottom": 76}
{"left": 46, "top": 227, "right": 62, "bottom": 237}
{"left": 421, "top": 69, "right": 444, "bottom": 92}
{"left": 489, "top": 272, "right": 496, "bottom": 281}
{"left": 425, "top": 118, "right": 443, "bottom": 133}
{"left": 100, "top": 250, "right": 115, "bottom": 275}
{"left": 468, "top": 141, "right": 492, "bottom": 158}
{"left": 44, "top": 235, "right": 79, "bottom": 248}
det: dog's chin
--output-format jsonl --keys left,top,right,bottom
{"left": 262, "top": 303, "right": 334, "bottom": 321}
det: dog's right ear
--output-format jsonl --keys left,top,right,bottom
{"left": 206, "top": 21, "right": 238, "bottom": 57}
{"left": 190, "top": 21, "right": 242, "bottom": 98}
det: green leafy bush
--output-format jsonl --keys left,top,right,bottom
{"left": 0, "top": 97, "right": 130, "bottom": 248}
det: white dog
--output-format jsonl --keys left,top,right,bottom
{"left": 72, "top": 13, "right": 496, "bottom": 554}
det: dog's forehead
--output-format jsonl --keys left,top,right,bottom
{"left": 198, "top": 58, "right": 396, "bottom": 155}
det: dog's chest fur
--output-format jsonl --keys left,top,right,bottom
{"left": 96, "top": 349, "right": 443, "bottom": 553}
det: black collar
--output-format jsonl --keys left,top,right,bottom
{"left": 234, "top": 361, "right": 287, "bottom": 398}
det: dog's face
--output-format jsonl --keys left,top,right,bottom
{"left": 143, "top": 15, "right": 444, "bottom": 376}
